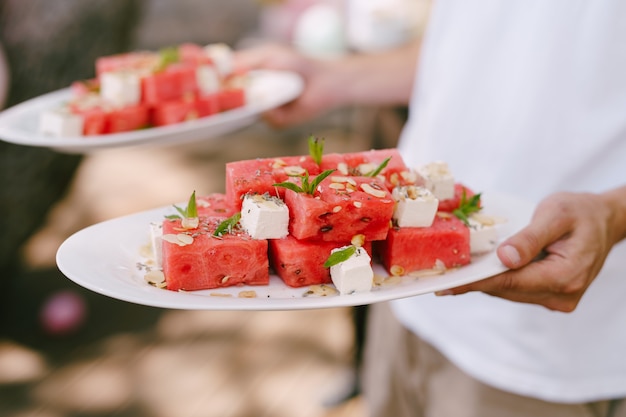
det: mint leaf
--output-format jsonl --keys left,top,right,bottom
{"left": 309, "top": 169, "right": 335, "bottom": 193}
{"left": 272, "top": 181, "right": 304, "bottom": 194}
{"left": 324, "top": 246, "right": 357, "bottom": 268}
{"left": 308, "top": 135, "right": 324, "bottom": 166}
{"left": 453, "top": 190, "right": 482, "bottom": 226}
{"left": 173, "top": 191, "right": 198, "bottom": 218}
{"left": 364, "top": 157, "right": 391, "bottom": 177}
{"left": 274, "top": 169, "right": 336, "bottom": 195}
{"left": 213, "top": 212, "right": 241, "bottom": 237}
{"left": 155, "top": 46, "right": 179, "bottom": 72}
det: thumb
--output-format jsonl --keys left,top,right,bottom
{"left": 497, "top": 203, "right": 569, "bottom": 269}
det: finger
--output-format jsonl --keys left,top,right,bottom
{"left": 497, "top": 203, "right": 572, "bottom": 269}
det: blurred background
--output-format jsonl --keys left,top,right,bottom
{"left": 0, "top": 0, "right": 430, "bottom": 415}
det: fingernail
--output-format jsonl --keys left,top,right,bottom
{"left": 500, "top": 245, "right": 521, "bottom": 266}
{"left": 435, "top": 290, "right": 454, "bottom": 296}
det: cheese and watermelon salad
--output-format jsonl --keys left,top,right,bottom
{"left": 39, "top": 43, "right": 248, "bottom": 137}
{"left": 145, "top": 137, "right": 500, "bottom": 295}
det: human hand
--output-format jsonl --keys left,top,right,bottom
{"left": 438, "top": 190, "right": 626, "bottom": 312}
{"left": 234, "top": 43, "right": 344, "bottom": 128}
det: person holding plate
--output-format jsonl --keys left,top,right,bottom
{"left": 234, "top": 1, "right": 626, "bottom": 416}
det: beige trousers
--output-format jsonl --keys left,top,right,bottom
{"left": 361, "top": 302, "right": 626, "bottom": 417}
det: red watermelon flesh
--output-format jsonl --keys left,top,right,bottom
{"left": 225, "top": 155, "right": 321, "bottom": 208}
{"left": 437, "top": 183, "right": 477, "bottom": 212}
{"left": 269, "top": 236, "right": 373, "bottom": 287}
{"left": 106, "top": 105, "right": 149, "bottom": 133}
{"left": 217, "top": 88, "right": 246, "bottom": 111}
{"left": 377, "top": 214, "right": 470, "bottom": 274}
{"left": 340, "top": 148, "right": 415, "bottom": 190}
{"left": 95, "top": 51, "right": 158, "bottom": 77}
{"left": 161, "top": 217, "right": 269, "bottom": 291}
{"left": 141, "top": 63, "right": 198, "bottom": 105}
{"left": 284, "top": 175, "right": 395, "bottom": 242}
{"left": 178, "top": 43, "right": 213, "bottom": 66}
{"left": 196, "top": 193, "right": 236, "bottom": 218}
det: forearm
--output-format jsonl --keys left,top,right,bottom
{"left": 319, "top": 39, "right": 421, "bottom": 108}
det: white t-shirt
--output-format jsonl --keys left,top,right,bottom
{"left": 394, "top": 0, "right": 626, "bottom": 403}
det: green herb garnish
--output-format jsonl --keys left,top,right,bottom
{"left": 213, "top": 212, "right": 242, "bottom": 237}
{"left": 166, "top": 191, "right": 198, "bottom": 219}
{"left": 364, "top": 157, "right": 391, "bottom": 177}
{"left": 453, "top": 190, "right": 482, "bottom": 226}
{"left": 308, "top": 135, "right": 324, "bottom": 166}
{"left": 324, "top": 245, "right": 357, "bottom": 268}
{"left": 166, "top": 191, "right": 199, "bottom": 228}
{"left": 274, "top": 169, "right": 336, "bottom": 195}
{"left": 155, "top": 46, "right": 180, "bottom": 72}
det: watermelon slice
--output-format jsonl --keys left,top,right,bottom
{"left": 269, "top": 236, "right": 373, "bottom": 287}
{"left": 340, "top": 148, "right": 415, "bottom": 190}
{"left": 283, "top": 174, "right": 395, "bottom": 242}
{"left": 377, "top": 214, "right": 471, "bottom": 274}
{"left": 217, "top": 88, "right": 246, "bottom": 111}
{"left": 196, "top": 193, "right": 236, "bottom": 218}
{"left": 161, "top": 217, "right": 269, "bottom": 291}
{"left": 141, "top": 63, "right": 198, "bottom": 105}
{"left": 225, "top": 155, "right": 321, "bottom": 208}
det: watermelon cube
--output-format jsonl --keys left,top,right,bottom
{"left": 269, "top": 236, "right": 373, "bottom": 288}
{"left": 196, "top": 193, "right": 236, "bottom": 218}
{"left": 195, "top": 93, "right": 220, "bottom": 117}
{"left": 340, "top": 148, "right": 416, "bottom": 190}
{"left": 218, "top": 88, "right": 246, "bottom": 111}
{"left": 70, "top": 105, "right": 108, "bottom": 135}
{"left": 141, "top": 63, "right": 197, "bottom": 105}
{"left": 178, "top": 42, "right": 213, "bottom": 66}
{"left": 225, "top": 155, "right": 321, "bottom": 208}
{"left": 95, "top": 51, "right": 158, "bottom": 77}
{"left": 377, "top": 214, "right": 471, "bottom": 275}
{"left": 284, "top": 175, "right": 395, "bottom": 242}
{"left": 161, "top": 217, "right": 269, "bottom": 291}
{"left": 151, "top": 96, "right": 198, "bottom": 126}
{"left": 106, "top": 105, "right": 149, "bottom": 133}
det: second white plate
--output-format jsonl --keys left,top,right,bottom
{"left": 0, "top": 70, "right": 303, "bottom": 154}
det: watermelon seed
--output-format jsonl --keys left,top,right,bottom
{"left": 320, "top": 225, "right": 333, "bottom": 233}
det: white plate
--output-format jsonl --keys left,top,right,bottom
{"left": 56, "top": 192, "right": 534, "bottom": 311}
{"left": 0, "top": 70, "right": 303, "bottom": 154}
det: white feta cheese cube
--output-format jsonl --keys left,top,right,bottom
{"left": 203, "top": 43, "right": 234, "bottom": 77}
{"left": 330, "top": 246, "right": 373, "bottom": 295}
{"left": 100, "top": 70, "right": 141, "bottom": 107}
{"left": 196, "top": 64, "right": 221, "bottom": 95}
{"left": 240, "top": 194, "right": 289, "bottom": 239}
{"left": 149, "top": 221, "right": 163, "bottom": 267}
{"left": 468, "top": 216, "right": 498, "bottom": 255}
{"left": 392, "top": 185, "right": 438, "bottom": 228}
{"left": 416, "top": 161, "right": 455, "bottom": 201}
{"left": 39, "top": 108, "right": 83, "bottom": 137}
